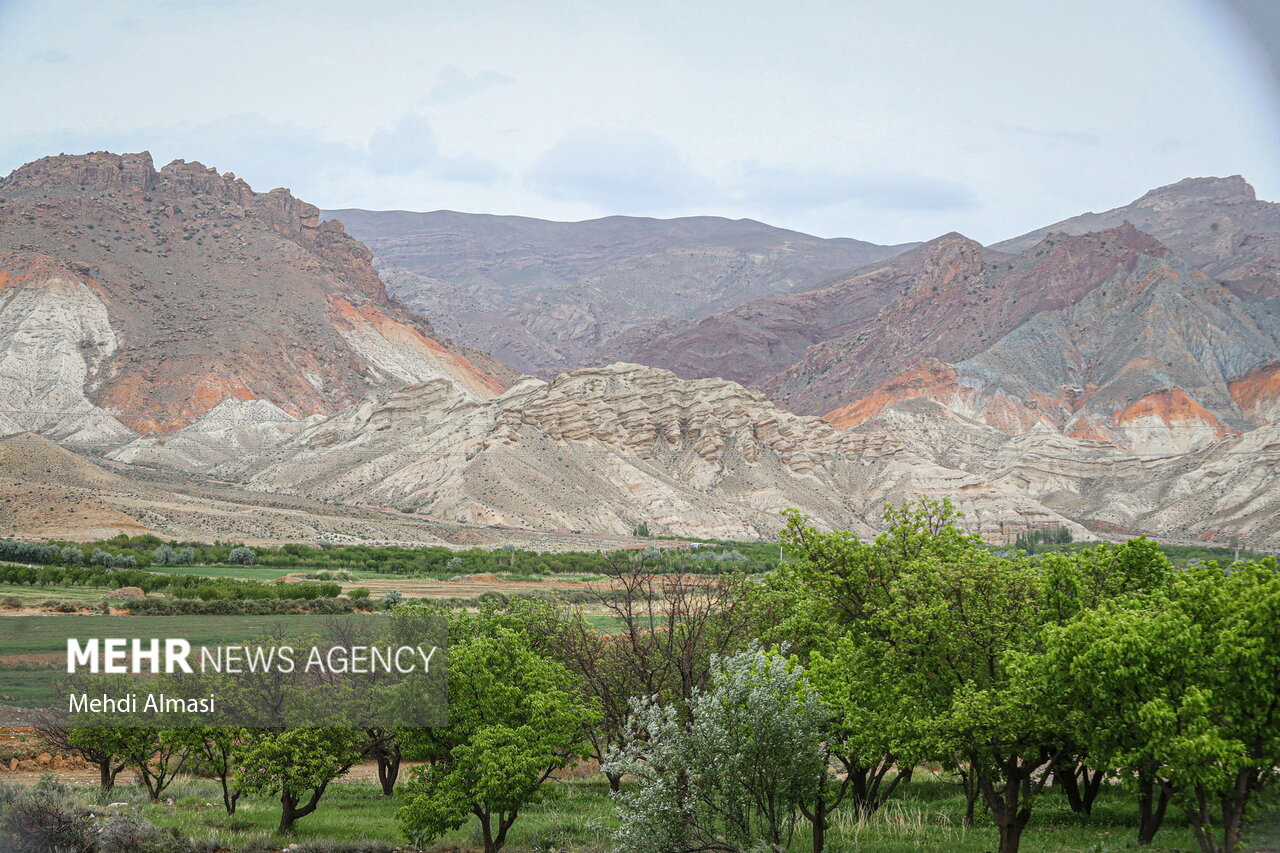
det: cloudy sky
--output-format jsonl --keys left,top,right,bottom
{"left": 0, "top": 0, "right": 1276, "bottom": 245}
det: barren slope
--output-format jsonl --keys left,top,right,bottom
{"left": 0, "top": 152, "right": 513, "bottom": 439}
{"left": 121, "top": 363, "right": 1083, "bottom": 543}
{"left": 326, "top": 208, "right": 913, "bottom": 375}
{"left": 991, "top": 175, "right": 1280, "bottom": 302}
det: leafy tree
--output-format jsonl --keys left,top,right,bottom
{"left": 778, "top": 499, "right": 1068, "bottom": 853}
{"left": 396, "top": 624, "right": 600, "bottom": 853}
{"left": 606, "top": 648, "right": 827, "bottom": 853}
{"left": 38, "top": 725, "right": 129, "bottom": 793}
{"left": 228, "top": 546, "right": 256, "bottom": 566}
{"left": 153, "top": 544, "right": 179, "bottom": 566}
{"left": 234, "top": 727, "right": 366, "bottom": 832}
{"left": 806, "top": 636, "right": 919, "bottom": 828}
{"left": 185, "top": 726, "right": 244, "bottom": 814}
{"left": 116, "top": 728, "right": 190, "bottom": 802}
{"left": 1036, "top": 559, "right": 1280, "bottom": 852}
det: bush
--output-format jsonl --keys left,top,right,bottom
{"left": 383, "top": 590, "right": 403, "bottom": 608}
{"left": 1, "top": 596, "right": 21, "bottom": 609}
{"left": 348, "top": 588, "right": 370, "bottom": 600}
{"left": 0, "top": 773, "right": 97, "bottom": 853}
{"left": 96, "top": 813, "right": 163, "bottom": 853}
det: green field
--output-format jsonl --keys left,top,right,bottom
{"left": 0, "top": 613, "right": 391, "bottom": 708}
{"left": 140, "top": 564, "right": 297, "bottom": 580}
{"left": 31, "top": 775, "right": 1275, "bottom": 852}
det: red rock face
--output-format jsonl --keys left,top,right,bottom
{"left": 0, "top": 151, "right": 514, "bottom": 435}
{"left": 1229, "top": 361, "right": 1280, "bottom": 424}
{"left": 761, "top": 225, "right": 1168, "bottom": 416}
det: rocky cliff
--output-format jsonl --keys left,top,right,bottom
{"left": 0, "top": 152, "right": 513, "bottom": 437}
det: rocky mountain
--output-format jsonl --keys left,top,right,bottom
{"left": 990, "top": 175, "right": 1280, "bottom": 302}
{"left": 578, "top": 179, "right": 1279, "bottom": 457}
{"left": 324, "top": 208, "right": 914, "bottom": 376}
{"left": 0, "top": 430, "right": 642, "bottom": 549}
{"left": 771, "top": 226, "right": 1279, "bottom": 443}
{"left": 0, "top": 152, "right": 513, "bottom": 440}
{"left": 853, "top": 400, "right": 1280, "bottom": 548}
{"left": 111, "top": 363, "right": 1084, "bottom": 542}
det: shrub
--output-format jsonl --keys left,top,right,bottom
{"left": 0, "top": 773, "right": 97, "bottom": 853}
{"left": 348, "top": 588, "right": 370, "bottom": 600}
{"left": 96, "top": 813, "right": 163, "bottom": 853}
{"left": 383, "top": 590, "right": 403, "bottom": 608}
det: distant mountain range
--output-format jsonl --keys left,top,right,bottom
{"left": 325, "top": 207, "right": 914, "bottom": 376}
{"left": 2, "top": 152, "right": 1277, "bottom": 547}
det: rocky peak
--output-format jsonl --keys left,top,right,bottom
{"left": 0, "top": 151, "right": 159, "bottom": 194}
{"left": 1135, "top": 175, "right": 1257, "bottom": 208}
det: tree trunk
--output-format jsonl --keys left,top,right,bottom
{"left": 376, "top": 751, "right": 400, "bottom": 797}
{"left": 1136, "top": 774, "right": 1170, "bottom": 844}
{"left": 97, "top": 758, "right": 124, "bottom": 794}
{"left": 476, "top": 808, "right": 516, "bottom": 853}
{"left": 220, "top": 778, "right": 239, "bottom": 816}
{"left": 810, "top": 787, "right": 827, "bottom": 853}
{"left": 606, "top": 770, "right": 623, "bottom": 793}
{"left": 1053, "top": 759, "right": 1084, "bottom": 813}
{"left": 278, "top": 783, "right": 327, "bottom": 833}
{"left": 959, "top": 767, "right": 980, "bottom": 828}
{"left": 997, "top": 813, "right": 1029, "bottom": 853}
{"left": 1079, "top": 766, "right": 1105, "bottom": 814}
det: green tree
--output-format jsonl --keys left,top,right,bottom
{"left": 228, "top": 546, "right": 256, "bottom": 566}
{"left": 39, "top": 725, "right": 129, "bottom": 793}
{"left": 1036, "top": 559, "right": 1280, "bottom": 852}
{"left": 777, "top": 499, "right": 1068, "bottom": 853}
{"left": 234, "top": 727, "right": 366, "bottom": 832}
{"left": 396, "top": 625, "right": 600, "bottom": 853}
{"left": 185, "top": 726, "right": 244, "bottom": 815}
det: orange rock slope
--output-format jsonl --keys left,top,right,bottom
{"left": 0, "top": 151, "right": 515, "bottom": 435}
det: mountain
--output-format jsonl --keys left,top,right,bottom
{"left": 852, "top": 400, "right": 1280, "bottom": 547}
{"left": 769, "top": 226, "right": 1278, "bottom": 445}
{"left": 0, "top": 431, "right": 642, "bottom": 549}
{"left": 0, "top": 152, "right": 513, "bottom": 440}
{"left": 112, "top": 363, "right": 1085, "bottom": 542}
{"left": 323, "top": 208, "right": 914, "bottom": 376}
{"left": 991, "top": 175, "right": 1280, "bottom": 302}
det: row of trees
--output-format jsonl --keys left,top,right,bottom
{"left": 31, "top": 501, "right": 1280, "bottom": 853}
{"left": 6, "top": 534, "right": 781, "bottom": 578}
{"left": 0, "top": 562, "right": 340, "bottom": 600}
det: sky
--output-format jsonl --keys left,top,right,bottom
{"left": 0, "top": 0, "right": 1277, "bottom": 245}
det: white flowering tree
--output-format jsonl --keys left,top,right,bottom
{"left": 605, "top": 647, "right": 828, "bottom": 853}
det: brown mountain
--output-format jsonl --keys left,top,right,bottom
{"left": 0, "top": 152, "right": 512, "bottom": 439}
{"left": 990, "top": 175, "right": 1280, "bottom": 302}
{"left": 323, "top": 208, "right": 914, "bottom": 376}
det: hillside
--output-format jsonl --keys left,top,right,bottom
{"left": 112, "top": 363, "right": 1083, "bottom": 543}
{"left": 769, "top": 226, "right": 1279, "bottom": 447}
{"left": 0, "top": 152, "right": 513, "bottom": 439}
{"left": 325, "top": 208, "right": 914, "bottom": 375}
{"left": 991, "top": 175, "right": 1280, "bottom": 302}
